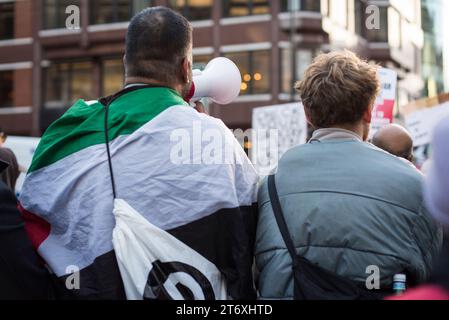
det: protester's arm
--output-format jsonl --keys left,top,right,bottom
{"left": 0, "top": 183, "right": 52, "bottom": 299}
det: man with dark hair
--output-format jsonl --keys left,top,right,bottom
{"left": 255, "top": 50, "right": 442, "bottom": 299}
{"left": 19, "top": 7, "right": 258, "bottom": 300}
{"left": 124, "top": 7, "right": 192, "bottom": 91}
{"left": 372, "top": 124, "right": 414, "bottom": 162}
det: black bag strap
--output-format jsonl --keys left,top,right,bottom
{"left": 103, "top": 103, "right": 117, "bottom": 199}
{"left": 268, "top": 175, "right": 298, "bottom": 265}
{"left": 99, "top": 84, "right": 165, "bottom": 200}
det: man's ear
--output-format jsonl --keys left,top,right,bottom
{"left": 181, "top": 57, "right": 191, "bottom": 84}
{"left": 363, "top": 105, "right": 373, "bottom": 124}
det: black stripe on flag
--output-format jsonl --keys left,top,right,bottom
{"left": 52, "top": 204, "right": 258, "bottom": 300}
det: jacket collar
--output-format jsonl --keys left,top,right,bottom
{"left": 309, "top": 128, "right": 362, "bottom": 143}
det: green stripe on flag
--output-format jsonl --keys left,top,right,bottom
{"left": 29, "top": 87, "right": 188, "bottom": 173}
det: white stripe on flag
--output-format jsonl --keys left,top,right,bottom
{"left": 20, "top": 106, "right": 259, "bottom": 276}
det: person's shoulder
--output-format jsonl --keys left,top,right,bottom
{"left": 0, "top": 147, "right": 18, "bottom": 167}
{"left": 277, "top": 141, "right": 322, "bottom": 167}
{"left": 362, "top": 143, "right": 425, "bottom": 187}
{"left": 0, "top": 180, "right": 17, "bottom": 208}
{"left": 173, "top": 106, "right": 232, "bottom": 132}
{"left": 190, "top": 108, "right": 228, "bottom": 128}
{"left": 0, "top": 147, "right": 15, "bottom": 158}
{"left": 68, "top": 99, "right": 101, "bottom": 111}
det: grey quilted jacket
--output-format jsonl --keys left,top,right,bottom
{"left": 255, "top": 139, "right": 442, "bottom": 299}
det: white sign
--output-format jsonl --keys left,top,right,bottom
{"left": 405, "top": 101, "right": 449, "bottom": 146}
{"left": 4, "top": 136, "right": 40, "bottom": 195}
{"left": 252, "top": 102, "right": 308, "bottom": 175}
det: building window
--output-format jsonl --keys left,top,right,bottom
{"left": 281, "top": 0, "right": 321, "bottom": 12}
{"left": 280, "top": 48, "right": 292, "bottom": 94}
{"left": 280, "top": 48, "right": 317, "bottom": 94}
{"left": 421, "top": 0, "right": 445, "bottom": 96}
{"left": 0, "top": 71, "right": 13, "bottom": 108}
{"left": 44, "top": 61, "right": 95, "bottom": 108}
{"left": 193, "top": 54, "right": 213, "bottom": 71}
{"left": 102, "top": 58, "right": 125, "bottom": 97}
{"left": 0, "top": 1, "right": 14, "bottom": 40}
{"left": 90, "top": 0, "right": 152, "bottom": 25}
{"left": 224, "top": 50, "right": 270, "bottom": 95}
{"left": 43, "top": 0, "right": 81, "bottom": 29}
{"left": 169, "top": 0, "right": 212, "bottom": 21}
{"left": 223, "top": 0, "right": 270, "bottom": 17}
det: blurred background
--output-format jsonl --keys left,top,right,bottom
{"left": 0, "top": 0, "right": 447, "bottom": 136}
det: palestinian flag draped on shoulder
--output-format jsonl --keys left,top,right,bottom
{"left": 19, "top": 86, "right": 259, "bottom": 300}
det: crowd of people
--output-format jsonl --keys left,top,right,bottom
{"left": 0, "top": 7, "right": 448, "bottom": 300}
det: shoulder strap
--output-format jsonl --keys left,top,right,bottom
{"left": 99, "top": 84, "right": 166, "bottom": 201}
{"left": 103, "top": 103, "right": 117, "bottom": 199}
{"left": 268, "top": 175, "right": 298, "bottom": 263}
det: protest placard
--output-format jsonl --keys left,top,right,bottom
{"left": 369, "top": 68, "right": 398, "bottom": 139}
{"left": 252, "top": 102, "right": 308, "bottom": 175}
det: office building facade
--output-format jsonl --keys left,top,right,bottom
{"left": 0, "top": 0, "right": 441, "bottom": 136}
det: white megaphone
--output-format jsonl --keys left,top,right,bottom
{"left": 184, "top": 57, "right": 242, "bottom": 105}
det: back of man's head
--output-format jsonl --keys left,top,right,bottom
{"left": 125, "top": 7, "right": 192, "bottom": 85}
{"left": 295, "top": 50, "right": 380, "bottom": 130}
{"left": 372, "top": 124, "right": 414, "bottom": 161}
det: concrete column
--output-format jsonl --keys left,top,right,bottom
{"left": 31, "top": 0, "right": 43, "bottom": 136}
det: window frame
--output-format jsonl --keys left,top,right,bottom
{"left": 0, "top": 70, "right": 14, "bottom": 108}
{"left": 43, "top": 60, "right": 96, "bottom": 108}
{"left": 222, "top": 0, "right": 271, "bottom": 18}
{"left": 168, "top": 0, "right": 213, "bottom": 21}
{"left": 223, "top": 49, "right": 271, "bottom": 95}
{"left": 280, "top": 0, "right": 321, "bottom": 12}
{"left": 89, "top": 0, "right": 153, "bottom": 25}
